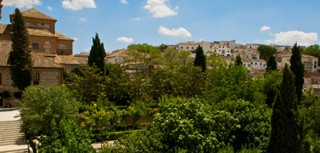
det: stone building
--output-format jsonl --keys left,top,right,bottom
{"left": 0, "top": 8, "right": 81, "bottom": 107}
{"left": 0, "top": 8, "right": 74, "bottom": 55}
{"left": 0, "top": 41, "right": 64, "bottom": 107}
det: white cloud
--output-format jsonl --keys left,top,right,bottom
{"left": 158, "top": 26, "right": 191, "bottom": 38}
{"left": 117, "top": 37, "right": 134, "bottom": 43}
{"left": 144, "top": 0, "right": 178, "bottom": 18}
{"left": 62, "top": 0, "right": 96, "bottom": 11}
{"left": 79, "top": 17, "right": 87, "bottom": 22}
{"left": 47, "top": 6, "right": 53, "bottom": 11}
{"left": 274, "top": 30, "right": 318, "bottom": 46}
{"left": 260, "top": 26, "right": 271, "bottom": 32}
{"left": 3, "top": 0, "right": 41, "bottom": 8}
{"left": 119, "top": 0, "right": 128, "bottom": 4}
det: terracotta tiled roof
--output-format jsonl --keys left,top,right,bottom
{"left": 32, "top": 52, "right": 64, "bottom": 68}
{"left": 56, "top": 32, "right": 73, "bottom": 40}
{"left": 27, "top": 28, "right": 55, "bottom": 37}
{"left": 1, "top": 24, "right": 73, "bottom": 40}
{"left": 0, "top": 42, "right": 63, "bottom": 68}
{"left": 0, "top": 24, "right": 11, "bottom": 34}
{"left": 53, "top": 55, "right": 88, "bottom": 65}
{"left": 20, "top": 8, "right": 56, "bottom": 21}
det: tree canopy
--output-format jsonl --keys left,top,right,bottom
{"left": 266, "top": 55, "right": 277, "bottom": 71}
{"left": 258, "top": 45, "right": 277, "bottom": 60}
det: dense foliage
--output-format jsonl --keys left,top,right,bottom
{"left": 20, "top": 86, "right": 82, "bottom": 152}
{"left": 257, "top": 45, "right": 277, "bottom": 60}
{"left": 19, "top": 43, "right": 320, "bottom": 152}
{"left": 8, "top": 8, "right": 32, "bottom": 90}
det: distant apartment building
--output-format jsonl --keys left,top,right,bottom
{"left": 210, "top": 42, "right": 232, "bottom": 57}
{"left": 175, "top": 41, "right": 211, "bottom": 53}
{"left": 276, "top": 51, "right": 319, "bottom": 73}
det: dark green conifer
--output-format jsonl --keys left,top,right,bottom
{"left": 235, "top": 55, "right": 243, "bottom": 66}
{"left": 266, "top": 55, "right": 277, "bottom": 71}
{"left": 88, "top": 33, "right": 106, "bottom": 73}
{"left": 290, "top": 43, "right": 304, "bottom": 103}
{"left": 267, "top": 64, "right": 302, "bottom": 153}
{"left": 8, "top": 8, "right": 32, "bottom": 91}
{"left": 193, "top": 45, "right": 206, "bottom": 72}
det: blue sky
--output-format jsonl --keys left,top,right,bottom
{"left": 2, "top": 0, "right": 320, "bottom": 54}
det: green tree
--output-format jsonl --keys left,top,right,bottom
{"left": 39, "top": 119, "right": 95, "bottom": 153}
{"left": 303, "top": 44, "right": 320, "bottom": 59}
{"left": 88, "top": 33, "right": 106, "bottom": 73}
{"left": 257, "top": 45, "right": 277, "bottom": 60}
{"left": 235, "top": 55, "right": 243, "bottom": 66}
{"left": 290, "top": 43, "right": 304, "bottom": 103}
{"left": 266, "top": 55, "right": 277, "bottom": 71}
{"left": 66, "top": 65, "right": 106, "bottom": 104}
{"left": 267, "top": 64, "right": 302, "bottom": 153}
{"left": 194, "top": 45, "right": 206, "bottom": 72}
{"left": 20, "top": 85, "right": 80, "bottom": 152}
{"left": 263, "top": 71, "right": 282, "bottom": 107}
{"left": 215, "top": 99, "right": 271, "bottom": 151}
{"left": 8, "top": 8, "right": 33, "bottom": 91}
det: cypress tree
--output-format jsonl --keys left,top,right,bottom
{"left": 193, "top": 45, "right": 206, "bottom": 72}
{"left": 290, "top": 43, "right": 304, "bottom": 103}
{"left": 0, "top": 0, "right": 3, "bottom": 21}
{"left": 266, "top": 55, "right": 277, "bottom": 71}
{"left": 8, "top": 8, "right": 33, "bottom": 91}
{"left": 267, "top": 64, "right": 302, "bottom": 153}
{"left": 235, "top": 55, "right": 243, "bottom": 66}
{"left": 88, "top": 33, "right": 106, "bottom": 73}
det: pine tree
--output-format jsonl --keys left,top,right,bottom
{"left": 266, "top": 55, "right": 277, "bottom": 71}
{"left": 235, "top": 55, "right": 243, "bottom": 66}
{"left": 290, "top": 43, "right": 304, "bottom": 103}
{"left": 267, "top": 64, "right": 302, "bottom": 153}
{"left": 88, "top": 33, "right": 106, "bottom": 73}
{"left": 193, "top": 45, "right": 206, "bottom": 72}
{"left": 8, "top": 8, "right": 33, "bottom": 91}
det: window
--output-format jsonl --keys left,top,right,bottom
{"left": 34, "top": 73, "right": 40, "bottom": 85}
{"left": 32, "top": 43, "right": 39, "bottom": 50}
{"left": 255, "top": 62, "right": 257, "bottom": 65}
{"left": 186, "top": 47, "right": 189, "bottom": 49}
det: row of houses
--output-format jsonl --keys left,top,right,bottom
{"left": 175, "top": 41, "right": 319, "bottom": 74}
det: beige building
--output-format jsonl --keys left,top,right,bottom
{"left": 0, "top": 8, "right": 83, "bottom": 107}
{"left": 276, "top": 51, "right": 319, "bottom": 73}
{"left": 0, "top": 41, "right": 64, "bottom": 107}
{"left": 1, "top": 8, "right": 74, "bottom": 55}
{"left": 176, "top": 41, "right": 211, "bottom": 53}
